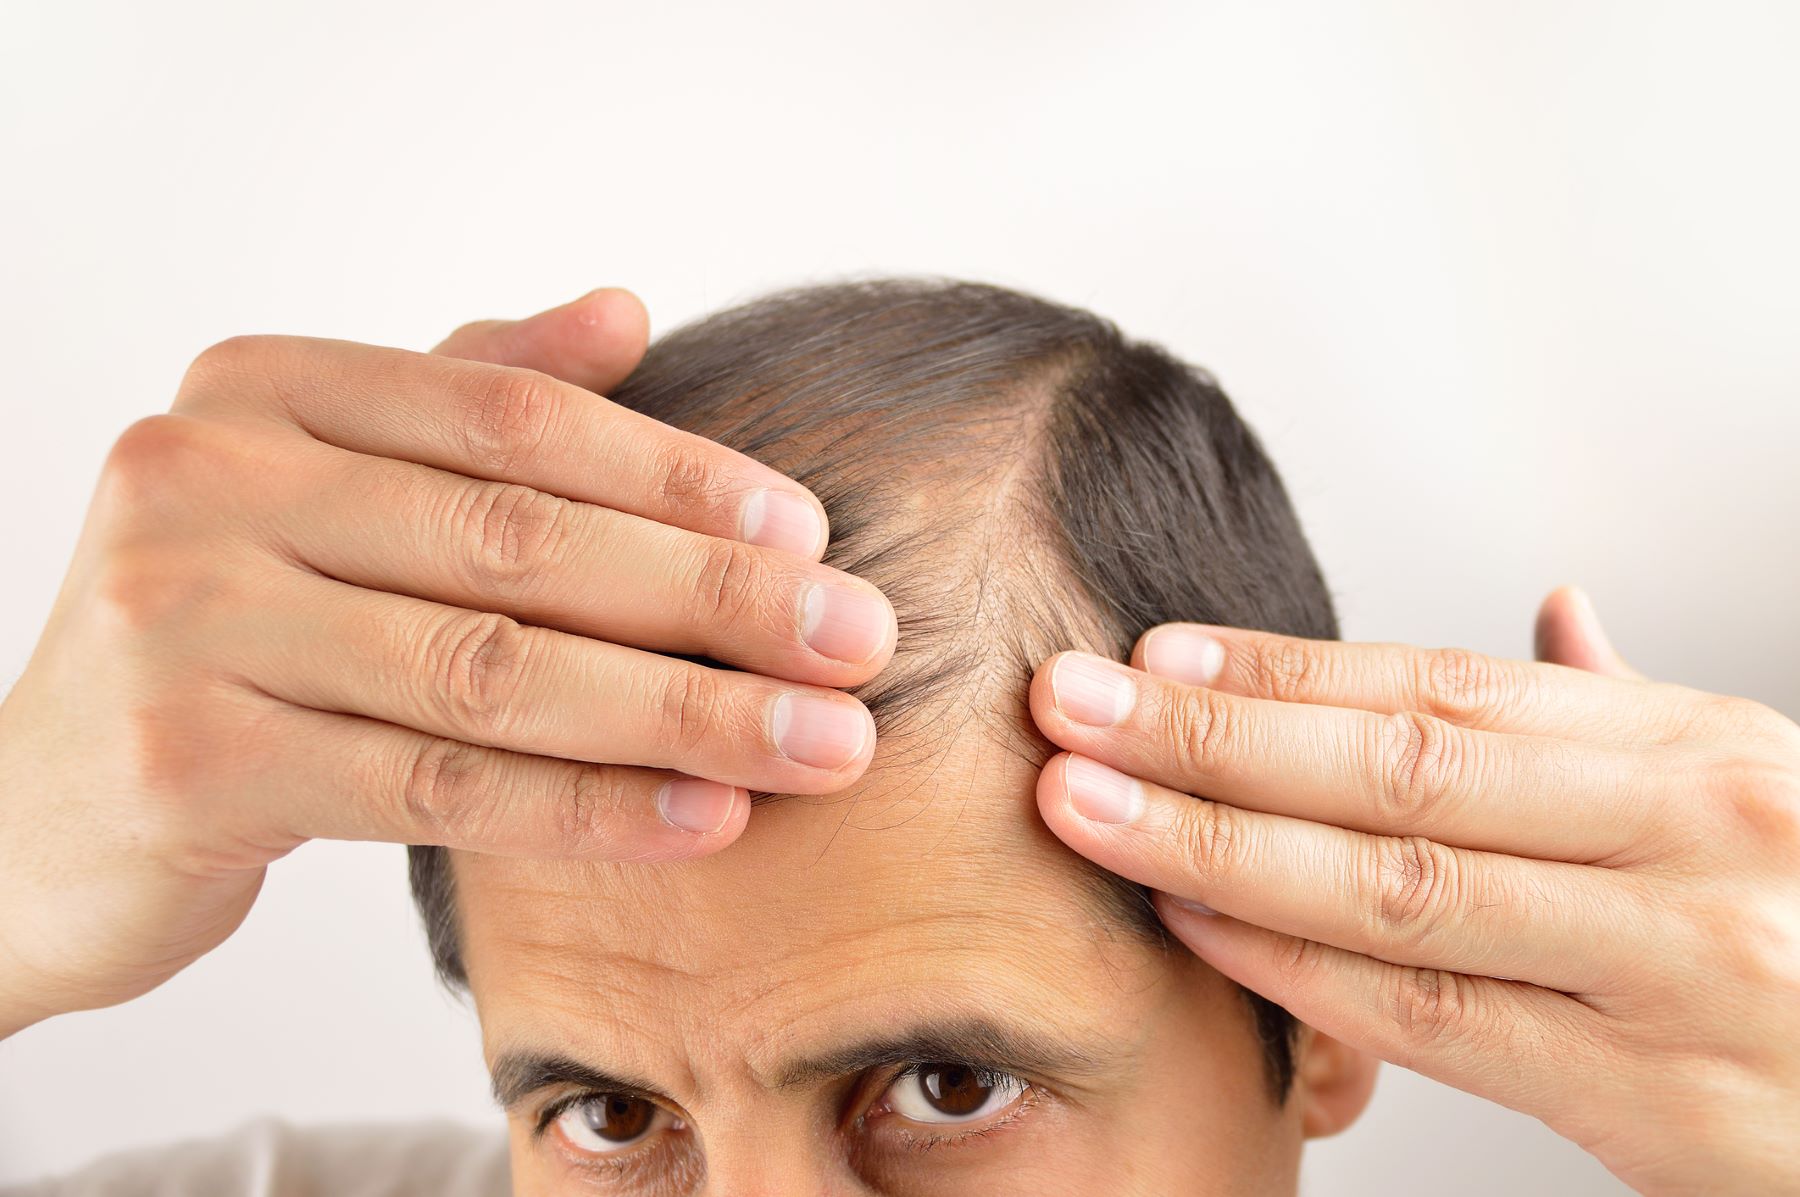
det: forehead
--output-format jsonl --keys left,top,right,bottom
{"left": 452, "top": 732, "right": 1164, "bottom": 1082}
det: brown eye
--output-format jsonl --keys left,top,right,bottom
{"left": 921, "top": 1065, "right": 989, "bottom": 1115}
{"left": 555, "top": 1094, "right": 669, "bottom": 1154}
{"left": 887, "top": 1063, "right": 1028, "bottom": 1124}
{"left": 586, "top": 1095, "right": 654, "bottom": 1140}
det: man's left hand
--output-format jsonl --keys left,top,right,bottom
{"left": 1029, "top": 587, "right": 1800, "bottom": 1196}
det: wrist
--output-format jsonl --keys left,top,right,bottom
{"left": 0, "top": 912, "right": 60, "bottom": 1041}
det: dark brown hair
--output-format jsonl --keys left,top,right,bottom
{"left": 409, "top": 277, "right": 1338, "bottom": 1097}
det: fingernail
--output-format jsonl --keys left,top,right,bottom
{"left": 741, "top": 489, "right": 823, "bottom": 556}
{"left": 1142, "top": 626, "right": 1225, "bottom": 687}
{"left": 1167, "top": 895, "right": 1219, "bottom": 917}
{"left": 655, "top": 778, "right": 739, "bottom": 834}
{"left": 1051, "top": 654, "right": 1136, "bottom": 726}
{"left": 802, "top": 583, "right": 889, "bottom": 665}
{"left": 1064, "top": 755, "right": 1144, "bottom": 824}
{"left": 771, "top": 693, "right": 870, "bottom": 770}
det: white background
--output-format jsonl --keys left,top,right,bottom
{"left": 2, "top": 1, "right": 1795, "bottom": 1192}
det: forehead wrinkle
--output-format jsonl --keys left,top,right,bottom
{"left": 488, "top": 937, "right": 706, "bottom": 989}
{"left": 456, "top": 706, "right": 1179, "bottom": 1102}
{"left": 475, "top": 891, "right": 1132, "bottom": 1106}
{"left": 730, "top": 905, "right": 1090, "bottom": 1008}
{"left": 491, "top": 865, "right": 1095, "bottom": 1008}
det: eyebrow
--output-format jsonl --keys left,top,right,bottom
{"left": 492, "top": 1053, "right": 662, "bottom": 1112}
{"left": 770, "top": 1016, "right": 1114, "bottom": 1090}
{"left": 489, "top": 1016, "right": 1117, "bottom": 1111}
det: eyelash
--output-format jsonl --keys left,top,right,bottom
{"left": 532, "top": 1092, "right": 587, "bottom": 1139}
{"left": 531, "top": 1062, "right": 1042, "bottom": 1174}
{"left": 534, "top": 1095, "right": 686, "bottom": 1190}
{"left": 858, "top": 1063, "right": 1040, "bottom": 1153}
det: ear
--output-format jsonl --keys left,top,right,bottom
{"left": 1293, "top": 1024, "right": 1380, "bottom": 1139}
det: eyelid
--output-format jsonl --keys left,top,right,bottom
{"left": 863, "top": 1066, "right": 1041, "bottom": 1155}
{"left": 840, "top": 1064, "right": 910, "bottom": 1133}
{"left": 531, "top": 1085, "right": 670, "bottom": 1140}
{"left": 862, "top": 1062, "right": 1037, "bottom": 1127}
{"left": 540, "top": 1094, "right": 705, "bottom": 1197}
{"left": 532, "top": 1091, "right": 582, "bottom": 1138}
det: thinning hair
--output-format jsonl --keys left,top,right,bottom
{"left": 409, "top": 277, "right": 1338, "bottom": 1097}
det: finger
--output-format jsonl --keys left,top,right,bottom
{"left": 1152, "top": 897, "right": 1609, "bottom": 1127}
{"left": 176, "top": 335, "right": 827, "bottom": 557}
{"left": 1038, "top": 755, "right": 1648, "bottom": 993}
{"left": 1128, "top": 622, "right": 1690, "bottom": 743}
{"left": 234, "top": 700, "right": 749, "bottom": 859}
{"left": 232, "top": 570, "right": 876, "bottom": 794}
{"left": 1534, "top": 585, "right": 1646, "bottom": 681}
{"left": 259, "top": 444, "right": 895, "bottom": 686}
{"left": 1031, "top": 652, "right": 1677, "bottom": 863}
{"left": 431, "top": 287, "right": 650, "bottom": 396}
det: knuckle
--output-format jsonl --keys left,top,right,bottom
{"left": 426, "top": 611, "right": 531, "bottom": 739}
{"left": 1177, "top": 799, "right": 1244, "bottom": 885}
{"left": 1169, "top": 689, "right": 1236, "bottom": 778}
{"left": 1657, "top": 687, "right": 1729, "bottom": 743}
{"left": 459, "top": 481, "right": 574, "bottom": 592}
{"left": 1247, "top": 637, "right": 1325, "bottom": 703}
{"left": 109, "top": 411, "right": 196, "bottom": 462}
{"left": 1418, "top": 647, "right": 1505, "bottom": 725}
{"left": 1370, "top": 834, "right": 1461, "bottom": 942}
{"left": 1702, "top": 896, "right": 1800, "bottom": 992}
{"left": 125, "top": 680, "right": 235, "bottom": 808}
{"left": 401, "top": 736, "right": 493, "bottom": 838}
{"left": 653, "top": 442, "right": 732, "bottom": 509}
{"left": 1388, "top": 966, "right": 1472, "bottom": 1049}
{"left": 1715, "top": 761, "right": 1800, "bottom": 852}
{"left": 101, "top": 414, "right": 206, "bottom": 502}
{"left": 689, "top": 539, "right": 783, "bottom": 637}
{"left": 1715, "top": 696, "right": 1800, "bottom": 746}
{"left": 93, "top": 545, "right": 221, "bottom": 633}
{"left": 180, "top": 334, "right": 274, "bottom": 391}
{"left": 658, "top": 667, "right": 729, "bottom": 758}
{"left": 458, "top": 368, "right": 561, "bottom": 475}
{"left": 1376, "top": 710, "right": 1463, "bottom": 827}
{"left": 1270, "top": 933, "right": 1328, "bottom": 993}
{"left": 551, "top": 766, "right": 626, "bottom": 858}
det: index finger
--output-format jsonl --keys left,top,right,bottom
{"left": 1028, "top": 651, "right": 1673, "bottom": 862}
{"left": 174, "top": 335, "right": 828, "bottom": 558}
{"left": 1130, "top": 624, "right": 1704, "bottom": 745}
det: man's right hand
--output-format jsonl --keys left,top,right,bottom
{"left": 0, "top": 289, "right": 895, "bottom": 1038}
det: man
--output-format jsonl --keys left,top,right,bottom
{"left": 2, "top": 285, "right": 1796, "bottom": 1195}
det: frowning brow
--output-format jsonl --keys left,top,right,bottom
{"left": 491, "top": 1053, "right": 662, "bottom": 1111}
{"left": 773, "top": 1016, "right": 1116, "bottom": 1089}
{"left": 490, "top": 1016, "right": 1119, "bottom": 1111}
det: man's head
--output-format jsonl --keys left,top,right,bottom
{"left": 410, "top": 279, "right": 1376, "bottom": 1192}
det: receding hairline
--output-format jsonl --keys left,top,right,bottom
{"left": 409, "top": 275, "right": 1332, "bottom": 1100}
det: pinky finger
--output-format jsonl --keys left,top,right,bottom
{"left": 253, "top": 704, "right": 749, "bottom": 862}
{"left": 1153, "top": 894, "right": 1605, "bottom": 1123}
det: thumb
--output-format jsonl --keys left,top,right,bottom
{"left": 430, "top": 287, "right": 651, "bottom": 395}
{"left": 1533, "top": 585, "right": 1646, "bottom": 680}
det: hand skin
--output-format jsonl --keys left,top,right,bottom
{"left": 1030, "top": 586, "right": 1800, "bottom": 1196}
{"left": 0, "top": 290, "right": 896, "bottom": 1040}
